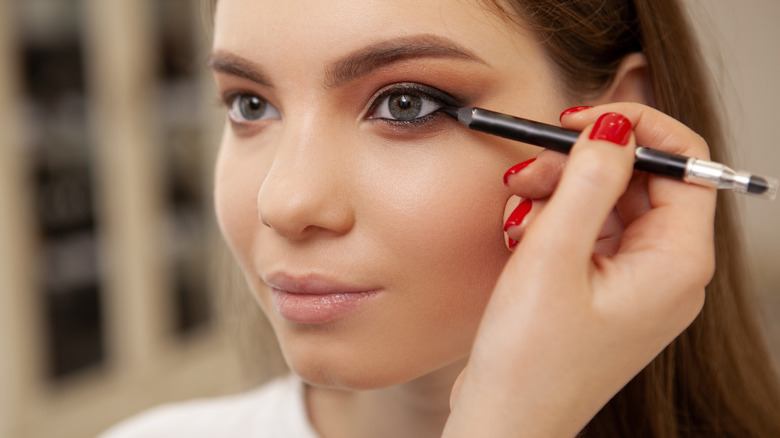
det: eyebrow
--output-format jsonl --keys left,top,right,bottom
{"left": 207, "top": 34, "right": 486, "bottom": 89}
{"left": 323, "top": 34, "right": 486, "bottom": 88}
{"left": 206, "top": 51, "right": 272, "bottom": 87}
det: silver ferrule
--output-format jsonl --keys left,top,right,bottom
{"left": 684, "top": 158, "right": 746, "bottom": 191}
{"left": 682, "top": 158, "right": 780, "bottom": 201}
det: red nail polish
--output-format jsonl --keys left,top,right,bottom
{"left": 503, "top": 158, "right": 536, "bottom": 185}
{"left": 589, "top": 112, "right": 632, "bottom": 146}
{"left": 503, "top": 199, "right": 532, "bottom": 232}
{"left": 507, "top": 238, "right": 518, "bottom": 249}
{"left": 559, "top": 106, "right": 592, "bottom": 122}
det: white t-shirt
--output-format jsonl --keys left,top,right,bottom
{"left": 100, "top": 374, "right": 319, "bottom": 437}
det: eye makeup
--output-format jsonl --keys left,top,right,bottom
{"left": 365, "top": 82, "right": 462, "bottom": 126}
{"left": 217, "top": 81, "right": 463, "bottom": 131}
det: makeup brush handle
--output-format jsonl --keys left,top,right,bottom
{"left": 466, "top": 108, "right": 579, "bottom": 154}
{"left": 633, "top": 146, "right": 687, "bottom": 178}
{"left": 463, "top": 107, "right": 777, "bottom": 199}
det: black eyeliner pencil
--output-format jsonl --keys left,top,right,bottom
{"left": 444, "top": 107, "right": 777, "bottom": 200}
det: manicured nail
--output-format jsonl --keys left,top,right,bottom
{"left": 589, "top": 112, "right": 632, "bottom": 146}
{"left": 503, "top": 199, "right": 532, "bottom": 232}
{"left": 507, "top": 237, "right": 518, "bottom": 249}
{"left": 559, "top": 106, "right": 592, "bottom": 122}
{"left": 503, "top": 158, "right": 536, "bottom": 185}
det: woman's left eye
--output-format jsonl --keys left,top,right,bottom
{"left": 370, "top": 93, "right": 443, "bottom": 122}
{"left": 367, "top": 83, "right": 458, "bottom": 124}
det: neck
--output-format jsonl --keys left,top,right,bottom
{"left": 307, "top": 359, "right": 466, "bottom": 438}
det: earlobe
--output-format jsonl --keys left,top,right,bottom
{"left": 600, "top": 53, "right": 656, "bottom": 107}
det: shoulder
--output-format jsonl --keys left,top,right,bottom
{"left": 99, "top": 374, "right": 318, "bottom": 438}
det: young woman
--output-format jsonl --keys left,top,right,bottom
{"left": 103, "top": 0, "right": 780, "bottom": 436}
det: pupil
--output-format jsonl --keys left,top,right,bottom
{"left": 389, "top": 94, "right": 422, "bottom": 120}
{"left": 241, "top": 95, "right": 265, "bottom": 119}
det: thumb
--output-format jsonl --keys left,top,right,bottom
{"left": 520, "top": 113, "right": 635, "bottom": 266}
{"left": 450, "top": 366, "right": 468, "bottom": 411}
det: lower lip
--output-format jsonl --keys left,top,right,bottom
{"left": 271, "top": 289, "right": 381, "bottom": 324}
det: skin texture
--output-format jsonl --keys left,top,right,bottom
{"left": 210, "top": 1, "right": 716, "bottom": 437}
{"left": 211, "top": 0, "right": 558, "bottom": 392}
{"left": 211, "top": 1, "right": 560, "bottom": 435}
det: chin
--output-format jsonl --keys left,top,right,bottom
{"left": 284, "top": 351, "right": 417, "bottom": 390}
{"left": 278, "top": 337, "right": 466, "bottom": 391}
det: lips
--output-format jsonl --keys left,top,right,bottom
{"left": 264, "top": 273, "right": 382, "bottom": 324}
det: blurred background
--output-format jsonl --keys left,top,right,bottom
{"left": 0, "top": 1, "right": 777, "bottom": 437}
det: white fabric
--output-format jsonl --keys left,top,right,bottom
{"left": 99, "top": 374, "right": 319, "bottom": 438}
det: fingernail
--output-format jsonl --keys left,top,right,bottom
{"left": 507, "top": 237, "right": 518, "bottom": 249}
{"left": 503, "top": 199, "right": 532, "bottom": 232}
{"left": 503, "top": 158, "right": 536, "bottom": 185}
{"left": 559, "top": 106, "right": 592, "bottom": 122}
{"left": 589, "top": 112, "right": 632, "bottom": 146}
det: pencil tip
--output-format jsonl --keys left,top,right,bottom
{"left": 441, "top": 107, "right": 459, "bottom": 120}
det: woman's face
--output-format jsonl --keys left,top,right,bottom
{"left": 211, "top": 0, "right": 568, "bottom": 389}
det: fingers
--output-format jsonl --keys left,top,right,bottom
{"left": 555, "top": 104, "right": 715, "bottom": 294}
{"left": 559, "top": 103, "right": 715, "bottom": 218}
{"left": 503, "top": 195, "right": 624, "bottom": 257}
{"left": 504, "top": 150, "right": 567, "bottom": 200}
{"left": 560, "top": 104, "right": 716, "bottom": 263}
{"left": 523, "top": 113, "right": 636, "bottom": 263}
{"left": 502, "top": 103, "right": 715, "bottom": 282}
{"left": 614, "top": 171, "right": 651, "bottom": 226}
{"left": 502, "top": 196, "right": 538, "bottom": 250}
{"left": 559, "top": 103, "right": 708, "bottom": 158}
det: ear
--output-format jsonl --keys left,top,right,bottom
{"left": 597, "top": 52, "right": 655, "bottom": 107}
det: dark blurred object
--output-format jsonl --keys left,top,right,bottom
{"left": 154, "top": 0, "right": 212, "bottom": 335}
{"left": 22, "top": 9, "right": 105, "bottom": 380}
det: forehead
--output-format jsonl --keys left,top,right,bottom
{"left": 212, "top": 0, "right": 542, "bottom": 75}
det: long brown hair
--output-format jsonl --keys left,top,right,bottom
{"left": 483, "top": 0, "right": 780, "bottom": 436}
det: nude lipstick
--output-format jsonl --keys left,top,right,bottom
{"left": 266, "top": 274, "right": 382, "bottom": 324}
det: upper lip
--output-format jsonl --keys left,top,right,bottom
{"left": 263, "top": 272, "right": 380, "bottom": 295}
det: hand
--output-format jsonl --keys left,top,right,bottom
{"left": 444, "top": 104, "right": 717, "bottom": 437}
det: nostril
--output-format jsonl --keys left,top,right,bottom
{"left": 256, "top": 182, "right": 355, "bottom": 240}
{"left": 254, "top": 137, "right": 356, "bottom": 240}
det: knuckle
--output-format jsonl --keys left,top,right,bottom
{"left": 669, "top": 247, "right": 716, "bottom": 294}
{"left": 692, "top": 132, "right": 711, "bottom": 160}
{"left": 678, "top": 242, "right": 716, "bottom": 287}
{"left": 695, "top": 249, "right": 716, "bottom": 286}
{"left": 684, "top": 288, "right": 706, "bottom": 326}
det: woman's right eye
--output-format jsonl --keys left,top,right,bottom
{"left": 227, "top": 93, "right": 281, "bottom": 123}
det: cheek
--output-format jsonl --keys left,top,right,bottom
{"left": 369, "top": 152, "right": 514, "bottom": 374}
{"left": 366, "top": 143, "right": 514, "bottom": 321}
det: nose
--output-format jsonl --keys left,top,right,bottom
{"left": 257, "top": 120, "right": 355, "bottom": 240}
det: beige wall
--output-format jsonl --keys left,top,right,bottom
{"left": 0, "top": 2, "right": 248, "bottom": 438}
{"left": 685, "top": 0, "right": 780, "bottom": 362}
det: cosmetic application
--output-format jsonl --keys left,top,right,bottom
{"left": 443, "top": 107, "right": 778, "bottom": 200}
